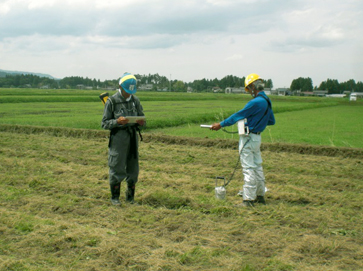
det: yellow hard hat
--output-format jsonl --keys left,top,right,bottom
{"left": 245, "top": 73, "right": 261, "bottom": 92}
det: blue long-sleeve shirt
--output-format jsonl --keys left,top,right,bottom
{"left": 220, "top": 92, "right": 275, "bottom": 133}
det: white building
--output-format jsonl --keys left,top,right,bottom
{"left": 350, "top": 92, "right": 363, "bottom": 101}
{"left": 225, "top": 87, "right": 245, "bottom": 94}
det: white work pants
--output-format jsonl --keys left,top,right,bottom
{"left": 239, "top": 134, "right": 266, "bottom": 201}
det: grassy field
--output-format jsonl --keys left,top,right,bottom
{"left": 1, "top": 89, "right": 363, "bottom": 270}
{"left": 1, "top": 129, "right": 362, "bottom": 271}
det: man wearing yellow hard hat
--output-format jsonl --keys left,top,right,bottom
{"left": 101, "top": 72, "right": 146, "bottom": 205}
{"left": 211, "top": 73, "right": 275, "bottom": 207}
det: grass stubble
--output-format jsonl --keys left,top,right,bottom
{"left": 0, "top": 129, "right": 362, "bottom": 271}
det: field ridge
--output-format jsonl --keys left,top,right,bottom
{"left": 1, "top": 124, "right": 362, "bottom": 159}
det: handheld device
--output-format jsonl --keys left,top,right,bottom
{"left": 237, "top": 119, "right": 249, "bottom": 135}
{"left": 124, "top": 116, "right": 146, "bottom": 123}
{"left": 200, "top": 124, "right": 212, "bottom": 128}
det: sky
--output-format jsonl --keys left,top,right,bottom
{"left": 0, "top": 0, "right": 362, "bottom": 88}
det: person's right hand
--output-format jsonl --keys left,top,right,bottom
{"left": 117, "top": 116, "right": 129, "bottom": 125}
{"left": 210, "top": 123, "right": 221, "bottom": 131}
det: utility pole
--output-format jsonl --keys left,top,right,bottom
{"left": 169, "top": 74, "right": 171, "bottom": 92}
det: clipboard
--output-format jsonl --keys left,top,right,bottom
{"left": 124, "top": 116, "right": 146, "bottom": 123}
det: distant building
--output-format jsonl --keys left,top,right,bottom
{"left": 225, "top": 87, "right": 245, "bottom": 94}
{"left": 301, "top": 91, "right": 314, "bottom": 96}
{"left": 77, "top": 84, "right": 94, "bottom": 90}
{"left": 97, "top": 86, "right": 116, "bottom": 91}
{"left": 157, "top": 88, "right": 169, "bottom": 92}
{"left": 313, "top": 90, "right": 328, "bottom": 97}
{"left": 212, "top": 87, "right": 222, "bottom": 93}
{"left": 350, "top": 92, "right": 363, "bottom": 101}
{"left": 291, "top": 90, "right": 301, "bottom": 96}
{"left": 276, "top": 88, "right": 290, "bottom": 96}
{"left": 264, "top": 88, "right": 272, "bottom": 95}
{"left": 326, "top": 94, "right": 346, "bottom": 98}
{"left": 139, "top": 84, "right": 154, "bottom": 91}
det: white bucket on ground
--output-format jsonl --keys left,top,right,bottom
{"left": 215, "top": 177, "right": 226, "bottom": 200}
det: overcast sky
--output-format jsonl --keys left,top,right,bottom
{"left": 0, "top": 0, "right": 362, "bottom": 87}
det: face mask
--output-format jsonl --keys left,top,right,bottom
{"left": 248, "top": 88, "right": 256, "bottom": 98}
{"left": 119, "top": 89, "right": 132, "bottom": 101}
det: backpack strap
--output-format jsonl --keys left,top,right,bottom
{"left": 259, "top": 94, "right": 271, "bottom": 109}
{"left": 109, "top": 95, "right": 140, "bottom": 113}
{"left": 253, "top": 95, "right": 272, "bottom": 129}
{"left": 109, "top": 95, "right": 116, "bottom": 112}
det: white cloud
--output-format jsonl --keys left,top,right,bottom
{"left": 0, "top": 3, "right": 10, "bottom": 15}
{"left": 0, "top": 0, "right": 362, "bottom": 87}
{"left": 225, "top": 54, "right": 244, "bottom": 61}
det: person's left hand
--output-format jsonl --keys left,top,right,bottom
{"left": 210, "top": 123, "right": 221, "bottom": 131}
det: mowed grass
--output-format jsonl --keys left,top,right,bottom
{"left": 0, "top": 130, "right": 362, "bottom": 270}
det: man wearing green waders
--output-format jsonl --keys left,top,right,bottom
{"left": 101, "top": 73, "right": 145, "bottom": 205}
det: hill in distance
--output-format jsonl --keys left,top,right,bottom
{"left": 0, "top": 69, "right": 57, "bottom": 80}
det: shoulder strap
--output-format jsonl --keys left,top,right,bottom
{"left": 109, "top": 95, "right": 116, "bottom": 112}
{"left": 109, "top": 95, "right": 116, "bottom": 105}
{"left": 131, "top": 96, "right": 141, "bottom": 113}
{"left": 109, "top": 94, "right": 141, "bottom": 113}
{"left": 253, "top": 95, "right": 271, "bottom": 128}
{"left": 109, "top": 94, "right": 132, "bottom": 111}
{"left": 259, "top": 95, "right": 271, "bottom": 109}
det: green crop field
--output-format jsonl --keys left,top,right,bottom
{"left": 159, "top": 104, "right": 363, "bottom": 148}
{"left": 0, "top": 88, "right": 362, "bottom": 148}
{"left": 1, "top": 88, "right": 363, "bottom": 270}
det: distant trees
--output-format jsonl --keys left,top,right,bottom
{"left": 0, "top": 74, "right": 58, "bottom": 88}
{"left": 317, "top": 79, "right": 363, "bottom": 93}
{"left": 290, "top": 77, "right": 313, "bottom": 91}
{"left": 173, "top": 80, "right": 187, "bottom": 92}
{"left": 1, "top": 72, "right": 362, "bottom": 93}
{"left": 136, "top": 73, "right": 169, "bottom": 89}
{"left": 265, "top": 79, "right": 273, "bottom": 88}
{"left": 289, "top": 77, "right": 363, "bottom": 93}
{"left": 0, "top": 72, "right": 273, "bottom": 91}
{"left": 219, "top": 75, "right": 244, "bottom": 89}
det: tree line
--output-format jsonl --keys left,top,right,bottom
{"left": 290, "top": 77, "right": 363, "bottom": 93}
{"left": 0, "top": 73, "right": 362, "bottom": 93}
